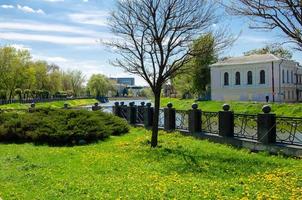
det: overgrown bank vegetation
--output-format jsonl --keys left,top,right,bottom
{"left": 0, "top": 128, "right": 301, "bottom": 199}
{"left": 0, "top": 109, "right": 129, "bottom": 146}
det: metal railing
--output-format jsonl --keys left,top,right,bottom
{"left": 175, "top": 110, "right": 189, "bottom": 130}
{"left": 158, "top": 109, "right": 165, "bottom": 128}
{"left": 234, "top": 114, "right": 258, "bottom": 140}
{"left": 93, "top": 104, "right": 302, "bottom": 148}
{"left": 276, "top": 117, "right": 302, "bottom": 146}
{"left": 202, "top": 111, "right": 219, "bottom": 134}
{"left": 137, "top": 106, "right": 144, "bottom": 124}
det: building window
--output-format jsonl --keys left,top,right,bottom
{"left": 287, "top": 70, "right": 289, "bottom": 83}
{"left": 224, "top": 72, "right": 229, "bottom": 86}
{"left": 288, "top": 91, "right": 290, "bottom": 100}
{"left": 292, "top": 90, "right": 295, "bottom": 99}
{"left": 260, "top": 70, "right": 265, "bottom": 84}
{"left": 282, "top": 70, "right": 285, "bottom": 83}
{"left": 291, "top": 71, "right": 294, "bottom": 83}
{"left": 247, "top": 71, "right": 252, "bottom": 85}
{"left": 235, "top": 72, "right": 240, "bottom": 85}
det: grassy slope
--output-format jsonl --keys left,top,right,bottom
{"left": 0, "top": 99, "right": 98, "bottom": 110}
{"left": 161, "top": 98, "right": 302, "bottom": 117}
{"left": 0, "top": 128, "right": 301, "bottom": 199}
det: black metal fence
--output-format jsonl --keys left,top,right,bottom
{"left": 276, "top": 117, "right": 302, "bottom": 146}
{"left": 202, "top": 112, "right": 219, "bottom": 134}
{"left": 108, "top": 102, "right": 302, "bottom": 147}
{"left": 3, "top": 100, "right": 301, "bottom": 148}
{"left": 234, "top": 114, "right": 258, "bottom": 140}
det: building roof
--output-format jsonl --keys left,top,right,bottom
{"left": 211, "top": 54, "right": 283, "bottom": 67}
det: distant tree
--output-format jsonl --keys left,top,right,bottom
{"left": 69, "top": 70, "right": 85, "bottom": 97}
{"left": 243, "top": 44, "right": 293, "bottom": 59}
{"left": 14, "top": 88, "right": 22, "bottom": 100}
{"left": 34, "top": 61, "right": 50, "bottom": 91}
{"left": 48, "top": 69, "right": 62, "bottom": 95}
{"left": 23, "top": 89, "right": 31, "bottom": 100}
{"left": 108, "top": 0, "right": 220, "bottom": 147}
{"left": 87, "top": 74, "right": 114, "bottom": 97}
{"left": 122, "top": 88, "right": 128, "bottom": 97}
{"left": 225, "top": 0, "right": 302, "bottom": 51}
{"left": 61, "top": 71, "right": 72, "bottom": 92}
{"left": 0, "top": 47, "right": 31, "bottom": 100}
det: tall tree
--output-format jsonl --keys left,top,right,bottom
{"left": 172, "top": 34, "right": 215, "bottom": 97}
{"left": 108, "top": 0, "right": 218, "bottom": 147}
{"left": 69, "top": 70, "right": 85, "bottom": 97}
{"left": 225, "top": 0, "right": 302, "bottom": 51}
{"left": 34, "top": 61, "right": 50, "bottom": 91}
{"left": 243, "top": 44, "right": 293, "bottom": 59}
{"left": 87, "top": 74, "right": 114, "bottom": 97}
{"left": 0, "top": 47, "right": 31, "bottom": 100}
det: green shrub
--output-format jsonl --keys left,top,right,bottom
{"left": 0, "top": 109, "right": 129, "bottom": 146}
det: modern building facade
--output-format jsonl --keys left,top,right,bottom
{"left": 210, "top": 54, "right": 302, "bottom": 102}
{"left": 110, "top": 77, "right": 135, "bottom": 86}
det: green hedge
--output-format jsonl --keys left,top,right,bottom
{"left": 0, "top": 109, "right": 129, "bottom": 146}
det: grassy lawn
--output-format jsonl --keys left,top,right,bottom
{"left": 161, "top": 98, "right": 302, "bottom": 117}
{"left": 0, "top": 128, "right": 301, "bottom": 199}
{"left": 0, "top": 99, "right": 98, "bottom": 110}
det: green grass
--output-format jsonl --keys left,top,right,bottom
{"left": 0, "top": 128, "right": 301, "bottom": 199}
{"left": 161, "top": 98, "right": 302, "bottom": 117}
{"left": 0, "top": 99, "right": 98, "bottom": 110}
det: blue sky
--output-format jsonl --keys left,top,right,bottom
{"left": 0, "top": 0, "right": 301, "bottom": 86}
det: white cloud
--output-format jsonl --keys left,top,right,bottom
{"left": 0, "top": 21, "right": 103, "bottom": 37}
{"left": 68, "top": 12, "right": 109, "bottom": 26}
{"left": 16, "top": 4, "right": 45, "bottom": 14}
{"left": 9, "top": 44, "right": 32, "bottom": 51}
{"left": 237, "top": 36, "right": 271, "bottom": 44}
{"left": 36, "top": 9, "right": 45, "bottom": 14}
{"left": 38, "top": 56, "right": 69, "bottom": 63}
{"left": 0, "top": 32, "right": 99, "bottom": 45}
{"left": 83, "top": 0, "right": 89, "bottom": 2}
{"left": 1, "top": 5, "right": 14, "bottom": 9}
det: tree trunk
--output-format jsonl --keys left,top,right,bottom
{"left": 8, "top": 90, "right": 13, "bottom": 101}
{"left": 151, "top": 89, "right": 161, "bottom": 148}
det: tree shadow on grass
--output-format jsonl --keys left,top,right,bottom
{"left": 140, "top": 141, "right": 294, "bottom": 177}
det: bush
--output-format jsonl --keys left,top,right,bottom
{"left": 0, "top": 109, "right": 129, "bottom": 146}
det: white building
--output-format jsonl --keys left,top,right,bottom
{"left": 210, "top": 54, "right": 302, "bottom": 102}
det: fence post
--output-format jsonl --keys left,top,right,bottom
{"left": 127, "top": 102, "right": 137, "bottom": 125}
{"left": 188, "top": 103, "right": 202, "bottom": 134}
{"left": 257, "top": 105, "right": 276, "bottom": 144}
{"left": 92, "top": 102, "right": 101, "bottom": 111}
{"left": 29, "top": 102, "right": 35, "bottom": 113}
{"left": 218, "top": 104, "right": 234, "bottom": 137}
{"left": 113, "top": 102, "right": 122, "bottom": 117}
{"left": 64, "top": 102, "right": 69, "bottom": 109}
{"left": 144, "top": 103, "right": 154, "bottom": 128}
{"left": 164, "top": 103, "right": 175, "bottom": 131}
{"left": 137, "top": 102, "right": 145, "bottom": 124}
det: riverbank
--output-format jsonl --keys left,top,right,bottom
{"left": 0, "top": 99, "right": 98, "bottom": 110}
{"left": 161, "top": 98, "right": 302, "bottom": 117}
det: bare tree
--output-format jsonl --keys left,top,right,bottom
{"left": 107, "top": 0, "right": 218, "bottom": 147}
{"left": 225, "top": 0, "right": 302, "bottom": 51}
